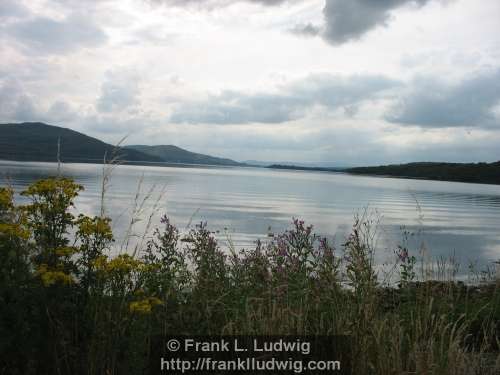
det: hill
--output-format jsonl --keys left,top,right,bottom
{"left": 246, "top": 160, "right": 347, "bottom": 168}
{"left": 346, "top": 162, "right": 500, "bottom": 185}
{"left": 0, "top": 122, "right": 162, "bottom": 164}
{"left": 267, "top": 164, "right": 344, "bottom": 172}
{"left": 125, "top": 145, "right": 244, "bottom": 166}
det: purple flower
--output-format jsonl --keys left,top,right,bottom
{"left": 397, "top": 247, "right": 409, "bottom": 263}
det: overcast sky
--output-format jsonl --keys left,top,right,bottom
{"left": 1, "top": 0, "right": 499, "bottom": 165}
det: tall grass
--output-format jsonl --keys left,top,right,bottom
{"left": 0, "top": 176, "right": 499, "bottom": 374}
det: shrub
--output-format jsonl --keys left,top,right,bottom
{"left": 0, "top": 177, "right": 499, "bottom": 374}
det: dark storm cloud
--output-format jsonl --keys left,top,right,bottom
{"left": 290, "top": 0, "right": 432, "bottom": 45}
{"left": 386, "top": 69, "right": 500, "bottom": 128}
{"left": 322, "top": 0, "right": 431, "bottom": 45}
{"left": 170, "top": 74, "right": 400, "bottom": 124}
{"left": 5, "top": 14, "right": 107, "bottom": 54}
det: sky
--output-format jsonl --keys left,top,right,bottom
{"left": 1, "top": 0, "right": 500, "bottom": 165}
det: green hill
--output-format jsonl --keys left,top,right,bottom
{"left": 125, "top": 144, "right": 244, "bottom": 166}
{"left": 0, "top": 122, "right": 162, "bottom": 163}
{"left": 347, "top": 162, "right": 500, "bottom": 185}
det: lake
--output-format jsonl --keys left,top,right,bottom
{"left": 2, "top": 160, "right": 500, "bottom": 280}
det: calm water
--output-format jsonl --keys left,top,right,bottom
{"left": 2, "top": 160, "right": 500, "bottom": 277}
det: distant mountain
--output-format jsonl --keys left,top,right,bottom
{"left": 125, "top": 145, "right": 245, "bottom": 166}
{"left": 347, "top": 162, "right": 500, "bottom": 185}
{"left": 0, "top": 122, "right": 162, "bottom": 164}
{"left": 267, "top": 164, "right": 345, "bottom": 172}
{"left": 244, "top": 160, "right": 349, "bottom": 168}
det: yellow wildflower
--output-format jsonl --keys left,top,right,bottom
{"left": 92, "top": 255, "right": 108, "bottom": 270}
{"left": 37, "top": 264, "right": 74, "bottom": 287}
{"left": 106, "top": 254, "right": 142, "bottom": 273}
{"left": 77, "top": 216, "right": 113, "bottom": 240}
{"left": 92, "top": 254, "right": 143, "bottom": 274}
{"left": 55, "top": 246, "right": 77, "bottom": 257}
{"left": 0, "top": 223, "right": 30, "bottom": 240}
{"left": 129, "top": 297, "right": 163, "bottom": 314}
{"left": 22, "top": 178, "right": 83, "bottom": 199}
{"left": 0, "top": 187, "right": 14, "bottom": 210}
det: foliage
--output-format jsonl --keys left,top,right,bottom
{"left": 0, "top": 177, "right": 499, "bottom": 374}
{"left": 347, "top": 161, "right": 500, "bottom": 185}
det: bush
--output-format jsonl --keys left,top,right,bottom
{"left": 0, "top": 177, "right": 499, "bottom": 374}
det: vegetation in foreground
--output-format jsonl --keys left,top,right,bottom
{"left": 1, "top": 177, "right": 500, "bottom": 374}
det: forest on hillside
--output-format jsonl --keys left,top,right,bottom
{"left": 347, "top": 162, "right": 500, "bottom": 185}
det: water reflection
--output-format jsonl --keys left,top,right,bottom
{"left": 1, "top": 160, "right": 500, "bottom": 276}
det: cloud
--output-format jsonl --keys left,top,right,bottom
{"left": 46, "top": 101, "right": 77, "bottom": 123}
{"left": 170, "top": 73, "right": 400, "bottom": 124}
{"left": 96, "top": 70, "right": 141, "bottom": 113}
{"left": 5, "top": 13, "right": 107, "bottom": 54}
{"left": 0, "top": 79, "right": 40, "bottom": 122}
{"left": 386, "top": 69, "right": 500, "bottom": 128}
{"left": 1, "top": 0, "right": 498, "bottom": 166}
{"left": 0, "top": 77, "right": 79, "bottom": 124}
{"left": 289, "top": 23, "right": 321, "bottom": 37}
{"left": 292, "top": 0, "right": 432, "bottom": 45}
{"left": 152, "top": 0, "right": 436, "bottom": 47}
{"left": 323, "top": 0, "right": 431, "bottom": 45}
{"left": 126, "top": 27, "right": 178, "bottom": 46}
{"left": 148, "top": 0, "right": 289, "bottom": 9}
{"left": 0, "top": 0, "right": 31, "bottom": 20}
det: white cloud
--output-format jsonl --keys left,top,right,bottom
{"left": 386, "top": 69, "right": 500, "bottom": 128}
{"left": 0, "top": 0, "right": 499, "bottom": 164}
{"left": 5, "top": 13, "right": 107, "bottom": 55}
{"left": 170, "top": 73, "right": 400, "bottom": 124}
{"left": 97, "top": 69, "right": 142, "bottom": 113}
